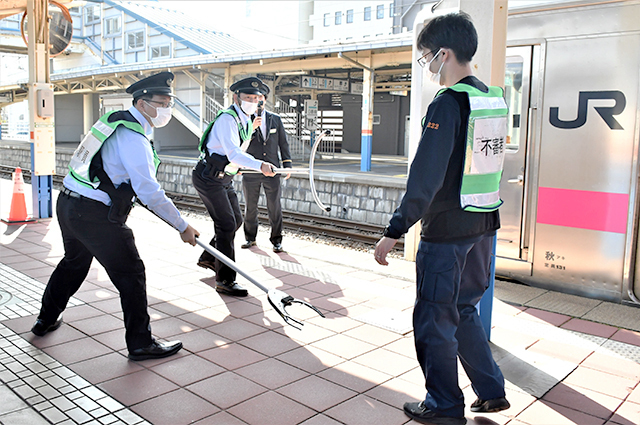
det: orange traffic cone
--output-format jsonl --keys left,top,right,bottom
{"left": 2, "top": 167, "right": 36, "bottom": 224}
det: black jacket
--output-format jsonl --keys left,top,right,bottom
{"left": 384, "top": 76, "right": 500, "bottom": 243}
{"left": 245, "top": 112, "right": 292, "bottom": 169}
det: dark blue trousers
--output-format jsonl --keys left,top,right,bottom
{"left": 414, "top": 235, "right": 505, "bottom": 417}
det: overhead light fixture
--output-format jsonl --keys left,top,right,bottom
{"left": 275, "top": 70, "right": 306, "bottom": 76}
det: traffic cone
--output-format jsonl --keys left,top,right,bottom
{"left": 2, "top": 168, "right": 36, "bottom": 224}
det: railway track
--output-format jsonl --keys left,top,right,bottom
{"left": 0, "top": 164, "right": 403, "bottom": 250}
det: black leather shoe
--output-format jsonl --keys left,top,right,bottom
{"left": 31, "top": 317, "right": 63, "bottom": 337}
{"left": 272, "top": 243, "right": 285, "bottom": 253}
{"left": 241, "top": 240, "right": 256, "bottom": 249}
{"left": 197, "top": 258, "right": 216, "bottom": 271}
{"left": 470, "top": 397, "right": 510, "bottom": 413}
{"left": 403, "top": 401, "right": 466, "bottom": 425}
{"left": 215, "top": 281, "right": 248, "bottom": 297}
{"left": 128, "top": 340, "right": 183, "bottom": 361}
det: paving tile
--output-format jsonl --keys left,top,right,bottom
{"left": 235, "top": 358, "right": 309, "bottom": 389}
{"left": 275, "top": 320, "right": 336, "bottom": 345}
{"left": 352, "top": 348, "right": 417, "bottom": 377}
{"left": 186, "top": 371, "right": 267, "bottom": 409}
{"left": 560, "top": 318, "right": 618, "bottom": 339}
{"left": 581, "top": 352, "right": 640, "bottom": 380}
{"left": 364, "top": 376, "right": 425, "bottom": 408}
{"left": 147, "top": 317, "right": 199, "bottom": 339}
{"left": 298, "top": 414, "right": 346, "bottom": 425}
{"left": 130, "top": 389, "right": 219, "bottom": 425}
{"left": 150, "top": 354, "right": 225, "bottom": 386}
{"left": 563, "top": 366, "right": 636, "bottom": 400}
{"left": 342, "top": 323, "right": 403, "bottom": 346}
{"left": 97, "top": 369, "right": 179, "bottom": 406}
{"left": 198, "top": 342, "right": 267, "bottom": 370}
{"left": 61, "top": 305, "right": 105, "bottom": 323}
{"left": 91, "top": 329, "right": 127, "bottom": 352}
{"left": 66, "top": 352, "right": 143, "bottom": 385}
{"left": 310, "top": 333, "right": 377, "bottom": 360}
{"left": 70, "top": 314, "right": 124, "bottom": 336}
{"left": 276, "top": 346, "right": 345, "bottom": 374}
{"left": 323, "top": 394, "right": 407, "bottom": 425}
{"left": 277, "top": 375, "right": 357, "bottom": 411}
{"left": 318, "top": 360, "right": 393, "bottom": 393}
{"left": 517, "top": 399, "right": 609, "bottom": 425}
{"left": 238, "top": 329, "right": 301, "bottom": 357}
{"left": 609, "top": 400, "right": 640, "bottom": 425}
{"left": 73, "top": 288, "right": 119, "bottom": 304}
{"left": 191, "top": 411, "right": 246, "bottom": 425}
{"left": 611, "top": 329, "right": 640, "bottom": 347}
{"left": 24, "top": 324, "right": 88, "bottom": 349}
{"left": 526, "top": 338, "right": 594, "bottom": 364}
{"left": 174, "top": 328, "right": 229, "bottom": 353}
{"left": 517, "top": 308, "right": 572, "bottom": 327}
{"left": 41, "top": 337, "right": 112, "bottom": 365}
{"left": 226, "top": 390, "right": 315, "bottom": 425}
{"left": 542, "top": 382, "right": 623, "bottom": 419}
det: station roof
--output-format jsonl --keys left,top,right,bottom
{"left": 104, "top": 0, "right": 254, "bottom": 55}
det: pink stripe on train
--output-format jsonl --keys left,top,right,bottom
{"left": 536, "top": 187, "right": 629, "bottom": 234}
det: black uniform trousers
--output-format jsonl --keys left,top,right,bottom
{"left": 38, "top": 192, "right": 152, "bottom": 351}
{"left": 192, "top": 167, "right": 242, "bottom": 283}
{"left": 242, "top": 173, "right": 283, "bottom": 246}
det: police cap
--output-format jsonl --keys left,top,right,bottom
{"left": 230, "top": 77, "right": 270, "bottom": 96}
{"left": 126, "top": 71, "right": 175, "bottom": 98}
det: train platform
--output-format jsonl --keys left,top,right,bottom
{"left": 1, "top": 180, "right": 640, "bottom": 425}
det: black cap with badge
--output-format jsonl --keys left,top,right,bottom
{"left": 230, "top": 77, "right": 270, "bottom": 96}
{"left": 126, "top": 71, "right": 175, "bottom": 99}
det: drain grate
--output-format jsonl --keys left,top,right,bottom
{"left": 0, "top": 288, "right": 23, "bottom": 307}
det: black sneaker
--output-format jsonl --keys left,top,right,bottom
{"left": 128, "top": 340, "right": 182, "bottom": 361}
{"left": 470, "top": 397, "right": 510, "bottom": 413}
{"left": 403, "top": 401, "right": 466, "bottom": 425}
{"left": 215, "top": 281, "right": 248, "bottom": 297}
{"left": 31, "top": 317, "right": 63, "bottom": 337}
{"left": 197, "top": 258, "right": 216, "bottom": 271}
{"left": 273, "top": 243, "right": 285, "bottom": 253}
{"left": 241, "top": 241, "right": 256, "bottom": 249}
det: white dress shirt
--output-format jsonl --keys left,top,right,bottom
{"left": 204, "top": 103, "right": 263, "bottom": 170}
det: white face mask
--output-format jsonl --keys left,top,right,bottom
{"left": 428, "top": 49, "right": 445, "bottom": 85}
{"left": 143, "top": 101, "right": 172, "bottom": 128}
{"left": 241, "top": 99, "right": 259, "bottom": 116}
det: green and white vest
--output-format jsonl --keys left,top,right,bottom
{"left": 68, "top": 111, "right": 160, "bottom": 189}
{"left": 198, "top": 107, "right": 253, "bottom": 175}
{"left": 438, "top": 83, "right": 508, "bottom": 212}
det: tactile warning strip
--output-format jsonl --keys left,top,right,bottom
{"left": 0, "top": 264, "right": 83, "bottom": 321}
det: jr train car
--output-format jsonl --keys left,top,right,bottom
{"left": 410, "top": 0, "right": 640, "bottom": 304}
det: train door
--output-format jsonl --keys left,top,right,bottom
{"left": 497, "top": 46, "right": 534, "bottom": 261}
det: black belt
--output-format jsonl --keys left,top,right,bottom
{"left": 61, "top": 187, "right": 101, "bottom": 203}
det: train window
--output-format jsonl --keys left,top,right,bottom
{"left": 504, "top": 58, "right": 524, "bottom": 152}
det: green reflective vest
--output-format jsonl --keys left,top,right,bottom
{"left": 437, "top": 83, "right": 508, "bottom": 212}
{"left": 68, "top": 111, "right": 160, "bottom": 189}
{"left": 198, "top": 107, "right": 253, "bottom": 175}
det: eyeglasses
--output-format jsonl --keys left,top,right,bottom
{"left": 146, "top": 99, "right": 174, "bottom": 108}
{"left": 416, "top": 49, "right": 439, "bottom": 68}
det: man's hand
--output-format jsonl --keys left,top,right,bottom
{"left": 374, "top": 236, "right": 397, "bottom": 266}
{"left": 284, "top": 172, "right": 291, "bottom": 180}
{"left": 261, "top": 162, "right": 276, "bottom": 177}
{"left": 252, "top": 116, "right": 263, "bottom": 133}
{"left": 180, "top": 224, "right": 200, "bottom": 246}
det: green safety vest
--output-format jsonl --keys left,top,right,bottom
{"left": 436, "top": 83, "right": 508, "bottom": 212}
{"left": 68, "top": 111, "right": 160, "bottom": 189}
{"left": 198, "top": 107, "right": 254, "bottom": 176}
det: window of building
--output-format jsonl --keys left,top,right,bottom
{"left": 126, "top": 30, "right": 144, "bottom": 50}
{"left": 377, "top": 4, "right": 384, "bottom": 19}
{"left": 104, "top": 16, "right": 121, "bottom": 36}
{"left": 84, "top": 5, "right": 100, "bottom": 25}
{"left": 346, "top": 9, "right": 353, "bottom": 23}
{"left": 335, "top": 11, "right": 342, "bottom": 25}
{"left": 150, "top": 45, "right": 170, "bottom": 59}
{"left": 364, "top": 6, "right": 371, "bottom": 21}
{"left": 324, "top": 13, "right": 330, "bottom": 27}
{"left": 389, "top": 3, "right": 394, "bottom": 17}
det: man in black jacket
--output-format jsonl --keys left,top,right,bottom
{"left": 374, "top": 12, "right": 510, "bottom": 425}
{"left": 241, "top": 92, "right": 292, "bottom": 253}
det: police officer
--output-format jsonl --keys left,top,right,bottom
{"left": 374, "top": 13, "right": 510, "bottom": 425}
{"left": 193, "top": 77, "right": 276, "bottom": 297}
{"left": 241, "top": 90, "right": 292, "bottom": 253}
{"left": 31, "top": 71, "right": 200, "bottom": 362}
